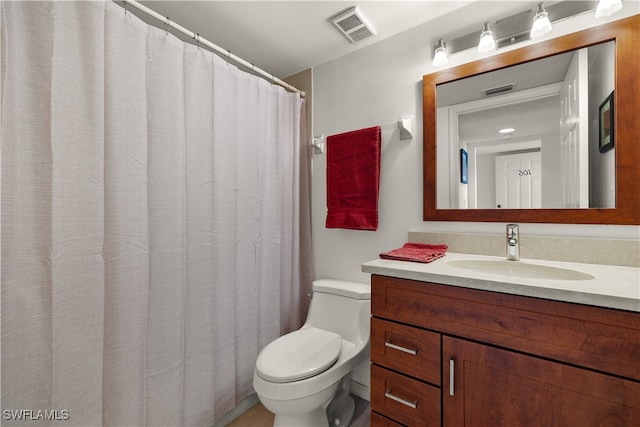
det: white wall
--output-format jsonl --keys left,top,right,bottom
{"left": 312, "top": 3, "right": 640, "bottom": 284}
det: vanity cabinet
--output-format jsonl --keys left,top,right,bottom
{"left": 370, "top": 274, "right": 640, "bottom": 426}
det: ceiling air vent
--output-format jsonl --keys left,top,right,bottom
{"left": 330, "top": 6, "right": 376, "bottom": 44}
{"left": 482, "top": 83, "right": 516, "bottom": 97}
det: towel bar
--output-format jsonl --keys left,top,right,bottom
{"left": 313, "top": 115, "right": 413, "bottom": 155}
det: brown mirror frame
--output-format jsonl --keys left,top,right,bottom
{"left": 423, "top": 15, "right": 639, "bottom": 224}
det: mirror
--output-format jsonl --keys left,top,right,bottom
{"left": 423, "top": 16, "right": 639, "bottom": 224}
{"left": 437, "top": 42, "right": 614, "bottom": 210}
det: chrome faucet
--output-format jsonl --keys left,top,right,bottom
{"left": 506, "top": 224, "right": 520, "bottom": 261}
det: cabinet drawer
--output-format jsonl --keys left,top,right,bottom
{"left": 372, "top": 317, "right": 440, "bottom": 385}
{"left": 371, "top": 411, "right": 406, "bottom": 427}
{"left": 371, "top": 365, "right": 441, "bottom": 427}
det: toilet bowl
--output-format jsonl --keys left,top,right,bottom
{"left": 253, "top": 279, "right": 371, "bottom": 427}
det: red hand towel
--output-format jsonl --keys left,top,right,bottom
{"left": 325, "top": 126, "right": 381, "bottom": 231}
{"left": 380, "top": 243, "right": 448, "bottom": 263}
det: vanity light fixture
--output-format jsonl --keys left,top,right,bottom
{"left": 433, "top": 2, "right": 599, "bottom": 65}
{"left": 499, "top": 127, "right": 516, "bottom": 134}
{"left": 478, "top": 22, "right": 496, "bottom": 53}
{"left": 433, "top": 39, "right": 448, "bottom": 67}
{"left": 595, "top": 0, "right": 623, "bottom": 18}
{"left": 530, "top": 3, "right": 552, "bottom": 38}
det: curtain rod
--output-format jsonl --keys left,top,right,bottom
{"left": 120, "top": 0, "right": 306, "bottom": 98}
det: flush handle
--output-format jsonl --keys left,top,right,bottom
{"left": 385, "top": 389, "right": 418, "bottom": 409}
{"left": 384, "top": 340, "right": 418, "bottom": 356}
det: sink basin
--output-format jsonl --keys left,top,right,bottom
{"left": 445, "top": 259, "right": 595, "bottom": 281}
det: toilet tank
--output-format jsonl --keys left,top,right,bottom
{"left": 304, "top": 279, "right": 371, "bottom": 345}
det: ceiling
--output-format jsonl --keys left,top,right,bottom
{"left": 441, "top": 49, "right": 574, "bottom": 145}
{"left": 135, "top": 1, "right": 476, "bottom": 78}
{"left": 459, "top": 95, "right": 561, "bottom": 146}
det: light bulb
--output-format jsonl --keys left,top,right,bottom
{"left": 595, "top": 0, "right": 622, "bottom": 18}
{"left": 531, "top": 3, "right": 552, "bottom": 38}
{"left": 433, "top": 39, "right": 448, "bottom": 67}
{"left": 478, "top": 22, "right": 496, "bottom": 53}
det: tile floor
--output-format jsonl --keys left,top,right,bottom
{"left": 226, "top": 395, "right": 370, "bottom": 427}
{"left": 226, "top": 402, "right": 273, "bottom": 427}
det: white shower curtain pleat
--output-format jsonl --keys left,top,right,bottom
{"left": 255, "top": 82, "right": 283, "bottom": 351}
{"left": 49, "top": 3, "right": 106, "bottom": 424}
{"left": 103, "top": 4, "right": 149, "bottom": 426}
{"left": 182, "top": 46, "right": 217, "bottom": 427}
{"left": 1, "top": 1, "right": 311, "bottom": 426}
{"left": 210, "top": 56, "right": 240, "bottom": 415}
{"left": 231, "top": 71, "right": 261, "bottom": 402}
{"left": 144, "top": 26, "right": 188, "bottom": 427}
{"left": 1, "top": 1, "right": 56, "bottom": 418}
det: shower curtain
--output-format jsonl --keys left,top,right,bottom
{"left": 1, "top": 1, "right": 312, "bottom": 426}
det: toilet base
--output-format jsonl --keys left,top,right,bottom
{"left": 271, "top": 394, "right": 355, "bottom": 427}
{"left": 261, "top": 374, "right": 357, "bottom": 427}
{"left": 261, "top": 379, "right": 340, "bottom": 427}
{"left": 273, "top": 407, "right": 329, "bottom": 427}
{"left": 326, "top": 375, "right": 355, "bottom": 426}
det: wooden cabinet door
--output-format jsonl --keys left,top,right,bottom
{"left": 443, "top": 336, "right": 640, "bottom": 426}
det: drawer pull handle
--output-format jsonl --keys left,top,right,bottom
{"left": 449, "top": 358, "right": 455, "bottom": 397}
{"left": 384, "top": 340, "right": 418, "bottom": 355}
{"left": 385, "top": 389, "right": 418, "bottom": 409}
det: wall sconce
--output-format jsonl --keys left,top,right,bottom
{"left": 595, "top": 0, "right": 623, "bottom": 18}
{"left": 432, "top": 39, "right": 448, "bottom": 66}
{"left": 477, "top": 22, "right": 496, "bottom": 53}
{"left": 530, "top": 3, "right": 552, "bottom": 38}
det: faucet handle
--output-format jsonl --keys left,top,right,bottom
{"left": 506, "top": 223, "right": 519, "bottom": 236}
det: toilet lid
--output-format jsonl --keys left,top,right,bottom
{"left": 256, "top": 327, "right": 342, "bottom": 383}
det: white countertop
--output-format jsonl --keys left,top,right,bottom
{"left": 362, "top": 253, "right": 640, "bottom": 312}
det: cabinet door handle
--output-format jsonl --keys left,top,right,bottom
{"left": 385, "top": 389, "right": 418, "bottom": 409}
{"left": 449, "top": 358, "right": 455, "bottom": 396}
{"left": 384, "top": 340, "right": 418, "bottom": 355}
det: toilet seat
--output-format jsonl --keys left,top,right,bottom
{"left": 256, "top": 327, "right": 342, "bottom": 383}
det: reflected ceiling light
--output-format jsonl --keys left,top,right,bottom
{"left": 530, "top": 3, "right": 552, "bottom": 38}
{"left": 433, "top": 39, "right": 448, "bottom": 67}
{"left": 499, "top": 128, "right": 516, "bottom": 134}
{"left": 478, "top": 22, "right": 496, "bottom": 53}
{"left": 595, "top": 0, "right": 623, "bottom": 18}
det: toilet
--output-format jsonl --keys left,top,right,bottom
{"left": 253, "top": 279, "right": 371, "bottom": 427}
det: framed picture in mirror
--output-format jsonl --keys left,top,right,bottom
{"left": 460, "top": 149, "right": 468, "bottom": 184}
{"left": 599, "top": 91, "right": 614, "bottom": 153}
